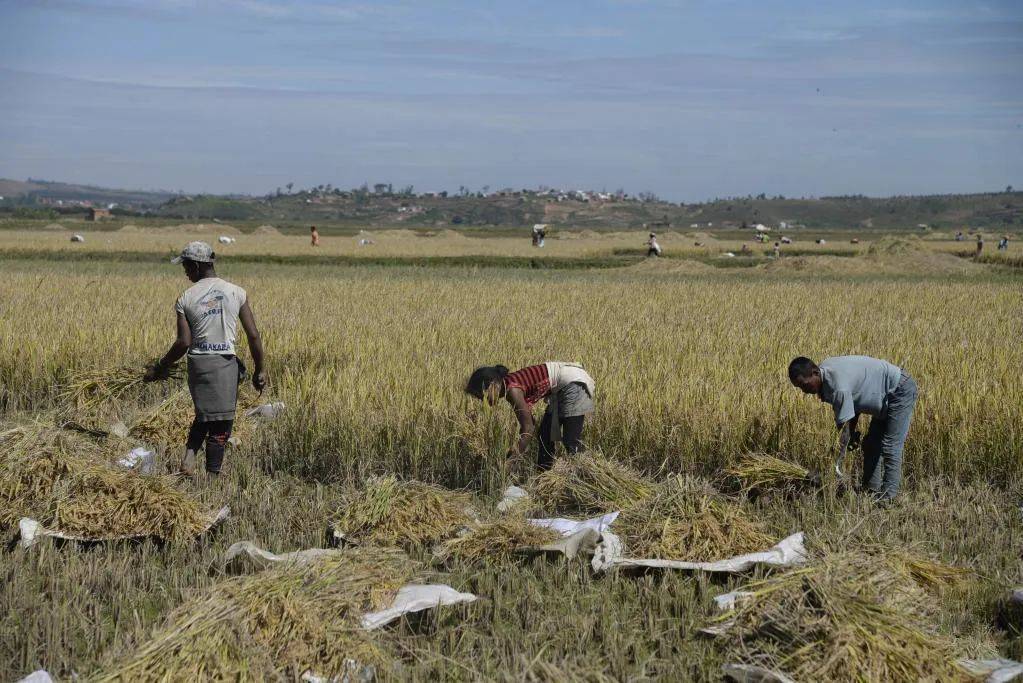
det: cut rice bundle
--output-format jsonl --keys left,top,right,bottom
{"left": 618, "top": 476, "right": 774, "bottom": 561}
{"left": 436, "top": 514, "right": 561, "bottom": 564}
{"left": 96, "top": 548, "right": 417, "bottom": 681}
{"left": 331, "top": 475, "right": 476, "bottom": 549}
{"left": 723, "top": 453, "right": 816, "bottom": 494}
{"left": 0, "top": 421, "right": 213, "bottom": 540}
{"left": 712, "top": 551, "right": 976, "bottom": 681}
{"left": 527, "top": 452, "right": 655, "bottom": 515}
{"left": 58, "top": 360, "right": 183, "bottom": 412}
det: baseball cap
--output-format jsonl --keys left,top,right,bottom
{"left": 171, "top": 241, "right": 215, "bottom": 264}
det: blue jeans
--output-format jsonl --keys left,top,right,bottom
{"left": 862, "top": 374, "right": 918, "bottom": 499}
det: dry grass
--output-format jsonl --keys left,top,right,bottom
{"left": 723, "top": 453, "right": 815, "bottom": 495}
{"left": 617, "top": 475, "right": 774, "bottom": 561}
{"left": 436, "top": 514, "right": 562, "bottom": 564}
{"left": 95, "top": 547, "right": 416, "bottom": 681}
{"left": 527, "top": 452, "right": 655, "bottom": 515}
{"left": 330, "top": 475, "right": 475, "bottom": 549}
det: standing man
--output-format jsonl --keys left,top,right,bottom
{"left": 646, "top": 232, "right": 662, "bottom": 257}
{"left": 145, "top": 241, "right": 266, "bottom": 476}
{"left": 788, "top": 355, "right": 917, "bottom": 501}
{"left": 310, "top": 225, "right": 321, "bottom": 247}
{"left": 976, "top": 233, "right": 984, "bottom": 256}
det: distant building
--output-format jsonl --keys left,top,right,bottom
{"left": 87, "top": 207, "right": 111, "bottom": 221}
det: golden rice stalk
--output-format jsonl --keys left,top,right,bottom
{"left": 527, "top": 452, "right": 655, "bottom": 515}
{"left": 0, "top": 421, "right": 211, "bottom": 539}
{"left": 330, "top": 475, "right": 475, "bottom": 549}
{"left": 96, "top": 548, "right": 417, "bottom": 681}
{"left": 713, "top": 551, "right": 975, "bottom": 681}
{"left": 618, "top": 476, "right": 774, "bottom": 561}
{"left": 58, "top": 360, "right": 183, "bottom": 412}
{"left": 436, "top": 514, "right": 561, "bottom": 564}
{"left": 889, "top": 551, "right": 973, "bottom": 592}
{"left": 127, "top": 390, "right": 194, "bottom": 448}
{"left": 723, "top": 453, "right": 814, "bottom": 494}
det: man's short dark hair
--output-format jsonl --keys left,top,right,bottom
{"left": 788, "top": 356, "right": 818, "bottom": 381}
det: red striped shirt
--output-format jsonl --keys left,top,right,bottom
{"left": 504, "top": 364, "right": 551, "bottom": 407}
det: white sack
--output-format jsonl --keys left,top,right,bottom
{"left": 245, "top": 402, "right": 286, "bottom": 419}
{"left": 224, "top": 541, "right": 344, "bottom": 572}
{"left": 1012, "top": 587, "right": 1023, "bottom": 604}
{"left": 19, "top": 505, "right": 230, "bottom": 548}
{"left": 528, "top": 511, "right": 618, "bottom": 537}
{"left": 497, "top": 485, "right": 529, "bottom": 512}
{"left": 714, "top": 590, "right": 755, "bottom": 611}
{"left": 592, "top": 531, "right": 807, "bottom": 574}
{"left": 218, "top": 236, "right": 236, "bottom": 244}
{"left": 117, "top": 447, "right": 155, "bottom": 474}
{"left": 361, "top": 584, "right": 477, "bottom": 630}
{"left": 959, "top": 658, "right": 1023, "bottom": 683}
{"left": 16, "top": 672, "right": 55, "bottom": 683}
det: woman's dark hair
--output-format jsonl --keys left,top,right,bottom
{"left": 788, "top": 356, "right": 818, "bottom": 382}
{"left": 465, "top": 365, "right": 509, "bottom": 399}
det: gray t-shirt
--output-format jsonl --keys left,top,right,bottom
{"left": 818, "top": 355, "right": 903, "bottom": 426}
{"left": 175, "top": 277, "right": 247, "bottom": 355}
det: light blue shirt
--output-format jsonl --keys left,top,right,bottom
{"left": 818, "top": 355, "right": 903, "bottom": 427}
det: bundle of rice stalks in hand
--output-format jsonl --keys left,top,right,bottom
{"left": 436, "top": 514, "right": 561, "bottom": 565}
{"left": 723, "top": 453, "right": 817, "bottom": 495}
{"left": 711, "top": 551, "right": 977, "bottom": 681}
{"left": 618, "top": 476, "right": 774, "bottom": 561}
{"left": 58, "top": 359, "right": 183, "bottom": 412}
{"left": 0, "top": 421, "right": 213, "bottom": 540}
{"left": 330, "top": 475, "right": 476, "bottom": 549}
{"left": 96, "top": 548, "right": 417, "bottom": 681}
{"left": 527, "top": 452, "right": 655, "bottom": 515}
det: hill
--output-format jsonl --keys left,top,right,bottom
{"left": 0, "top": 178, "right": 179, "bottom": 209}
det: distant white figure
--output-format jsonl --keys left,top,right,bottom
{"left": 359, "top": 238, "right": 374, "bottom": 246}
{"left": 70, "top": 234, "right": 85, "bottom": 243}
{"left": 781, "top": 236, "right": 793, "bottom": 244}
{"left": 816, "top": 238, "right": 827, "bottom": 245}
{"left": 646, "top": 232, "right": 662, "bottom": 257}
{"left": 218, "top": 236, "right": 236, "bottom": 245}
{"left": 532, "top": 223, "right": 547, "bottom": 248}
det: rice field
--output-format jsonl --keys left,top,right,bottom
{"left": 1, "top": 226, "right": 1021, "bottom": 681}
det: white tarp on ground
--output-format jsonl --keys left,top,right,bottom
{"left": 722, "top": 664, "right": 795, "bottom": 683}
{"left": 117, "top": 446, "right": 155, "bottom": 474}
{"left": 224, "top": 540, "right": 344, "bottom": 571}
{"left": 529, "top": 511, "right": 619, "bottom": 536}
{"left": 16, "top": 671, "right": 54, "bottom": 683}
{"left": 522, "top": 512, "right": 619, "bottom": 559}
{"left": 245, "top": 402, "right": 286, "bottom": 419}
{"left": 362, "top": 584, "right": 478, "bottom": 630}
{"left": 497, "top": 485, "right": 529, "bottom": 512}
{"left": 591, "top": 531, "right": 807, "bottom": 574}
{"left": 18, "top": 506, "right": 230, "bottom": 548}
{"left": 959, "top": 659, "right": 1023, "bottom": 683}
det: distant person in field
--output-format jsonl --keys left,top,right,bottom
{"left": 145, "top": 241, "right": 266, "bottom": 476}
{"left": 998, "top": 235, "right": 1009, "bottom": 251}
{"left": 955, "top": 230, "right": 964, "bottom": 242}
{"left": 976, "top": 234, "right": 984, "bottom": 256}
{"left": 788, "top": 355, "right": 917, "bottom": 502}
{"left": 647, "top": 232, "right": 662, "bottom": 257}
{"left": 466, "top": 362, "right": 595, "bottom": 470}
{"left": 773, "top": 241, "right": 781, "bottom": 258}
{"left": 310, "top": 225, "right": 320, "bottom": 247}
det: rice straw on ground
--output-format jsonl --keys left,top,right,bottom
{"left": 527, "top": 452, "right": 655, "bottom": 515}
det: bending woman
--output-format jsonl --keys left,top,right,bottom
{"left": 465, "top": 362, "right": 595, "bottom": 470}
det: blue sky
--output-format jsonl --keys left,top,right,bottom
{"left": 0, "top": 0, "right": 1021, "bottom": 201}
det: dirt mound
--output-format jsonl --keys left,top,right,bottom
{"left": 868, "top": 236, "right": 925, "bottom": 256}
{"left": 42, "top": 223, "right": 67, "bottom": 231}
{"left": 758, "top": 256, "right": 873, "bottom": 275}
{"left": 252, "top": 224, "right": 281, "bottom": 235}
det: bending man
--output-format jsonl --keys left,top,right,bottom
{"left": 788, "top": 355, "right": 917, "bottom": 501}
{"left": 145, "top": 241, "right": 266, "bottom": 475}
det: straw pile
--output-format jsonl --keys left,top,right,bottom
{"left": 127, "top": 390, "right": 194, "bottom": 448}
{"left": 528, "top": 452, "right": 655, "bottom": 515}
{"left": 97, "top": 548, "right": 415, "bottom": 681}
{"left": 436, "top": 514, "right": 561, "bottom": 564}
{"left": 59, "top": 360, "right": 183, "bottom": 412}
{"left": 618, "top": 476, "right": 773, "bottom": 561}
{"left": 723, "top": 453, "right": 816, "bottom": 495}
{"left": 712, "top": 551, "right": 976, "bottom": 681}
{"left": 330, "top": 475, "right": 475, "bottom": 549}
{"left": 0, "top": 422, "right": 211, "bottom": 539}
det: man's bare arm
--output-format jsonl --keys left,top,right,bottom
{"left": 506, "top": 388, "right": 535, "bottom": 456}
{"left": 239, "top": 300, "right": 266, "bottom": 391}
{"left": 145, "top": 312, "right": 190, "bottom": 381}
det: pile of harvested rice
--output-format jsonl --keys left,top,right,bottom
{"left": 527, "top": 452, "right": 655, "bottom": 515}
{"left": 712, "top": 550, "right": 976, "bottom": 681}
{"left": 618, "top": 476, "right": 773, "bottom": 561}
{"left": 436, "top": 514, "right": 561, "bottom": 564}
{"left": 58, "top": 360, "right": 183, "bottom": 412}
{"left": 723, "top": 453, "right": 816, "bottom": 495}
{"left": 96, "top": 548, "right": 416, "bottom": 681}
{"left": 127, "top": 390, "right": 194, "bottom": 448}
{"left": 331, "top": 475, "right": 475, "bottom": 549}
{"left": 0, "top": 422, "right": 212, "bottom": 539}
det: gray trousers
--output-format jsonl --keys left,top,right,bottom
{"left": 862, "top": 374, "right": 917, "bottom": 499}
